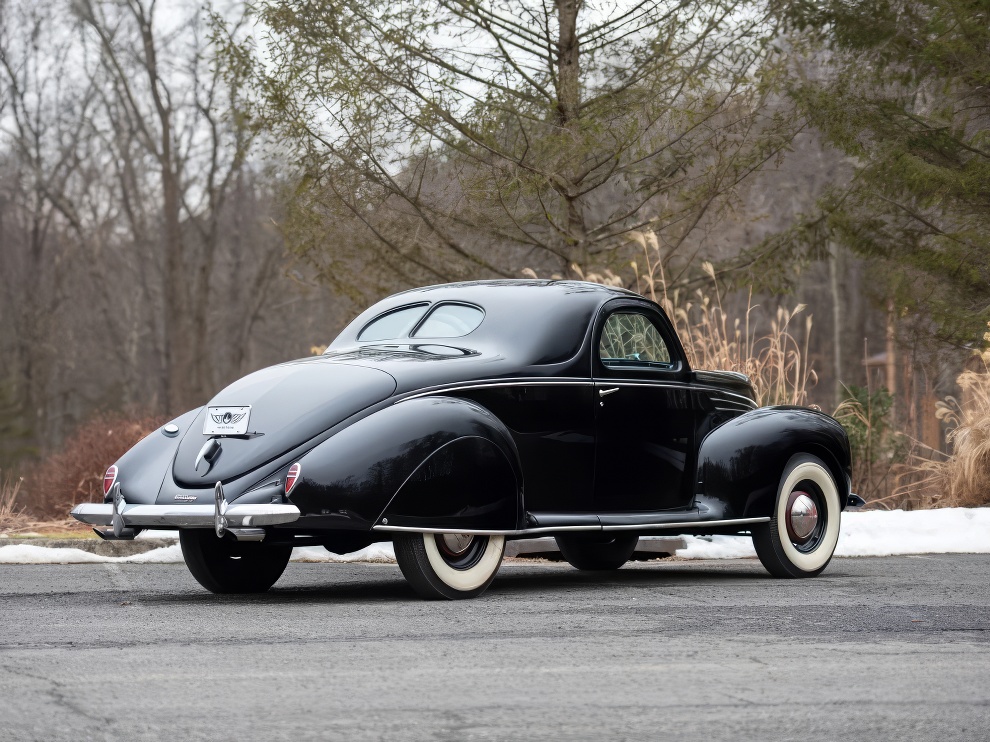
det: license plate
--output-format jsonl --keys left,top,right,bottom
{"left": 204, "top": 406, "right": 251, "bottom": 435}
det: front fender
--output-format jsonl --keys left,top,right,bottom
{"left": 290, "top": 396, "right": 523, "bottom": 530}
{"left": 696, "top": 407, "right": 852, "bottom": 520}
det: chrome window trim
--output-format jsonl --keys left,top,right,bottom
{"left": 595, "top": 381, "right": 758, "bottom": 408}
{"left": 396, "top": 377, "right": 757, "bottom": 409}
{"left": 397, "top": 379, "right": 594, "bottom": 402}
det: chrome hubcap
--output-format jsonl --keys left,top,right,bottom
{"left": 787, "top": 492, "right": 818, "bottom": 543}
{"left": 440, "top": 533, "right": 474, "bottom": 556}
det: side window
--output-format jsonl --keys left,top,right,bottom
{"left": 599, "top": 312, "right": 671, "bottom": 368}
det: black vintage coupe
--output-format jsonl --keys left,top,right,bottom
{"left": 72, "top": 280, "right": 858, "bottom": 598}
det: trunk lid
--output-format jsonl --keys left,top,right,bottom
{"left": 172, "top": 358, "right": 396, "bottom": 486}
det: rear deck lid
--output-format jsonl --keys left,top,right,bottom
{"left": 172, "top": 359, "right": 396, "bottom": 486}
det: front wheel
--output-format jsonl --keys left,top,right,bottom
{"left": 179, "top": 529, "right": 293, "bottom": 593}
{"left": 555, "top": 533, "right": 639, "bottom": 571}
{"left": 394, "top": 532, "right": 505, "bottom": 600}
{"left": 752, "top": 454, "right": 842, "bottom": 578}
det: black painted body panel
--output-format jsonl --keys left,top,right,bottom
{"left": 172, "top": 360, "right": 396, "bottom": 486}
{"left": 696, "top": 406, "right": 853, "bottom": 520}
{"left": 289, "top": 396, "right": 521, "bottom": 530}
{"left": 99, "top": 280, "right": 853, "bottom": 538}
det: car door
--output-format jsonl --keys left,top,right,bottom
{"left": 592, "top": 301, "right": 697, "bottom": 513}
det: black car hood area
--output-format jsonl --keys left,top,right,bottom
{"left": 172, "top": 359, "right": 396, "bottom": 486}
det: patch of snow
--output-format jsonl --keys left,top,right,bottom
{"left": 676, "top": 535, "right": 757, "bottom": 560}
{"left": 136, "top": 530, "right": 179, "bottom": 540}
{"left": 674, "top": 507, "right": 990, "bottom": 560}
{"left": 0, "top": 544, "right": 184, "bottom": 564}
{"left": 834, "top": 506, "right": 990, "bottom": 557}
{"left": 0, "top": 542, "right": 399, "bottom": 565}
{"left": 291, "top": 543, "right": 396, "bottom": 563}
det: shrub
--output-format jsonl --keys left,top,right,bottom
{"left": 21, "top": 411, "right": 167, "bottom": 521}
{"left": 833, "top": 385, "right": 908, "bottom": 505}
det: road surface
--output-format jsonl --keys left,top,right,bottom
{"left": 1, "top": 554, "right": 988, "bottom": 741}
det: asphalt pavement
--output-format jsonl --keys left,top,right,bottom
{"left": 1, "top": 554, "right": 988, "bottom": 741}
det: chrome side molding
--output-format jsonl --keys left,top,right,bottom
{"left": 373, "top": 515, "right": 772, "bottom": 536}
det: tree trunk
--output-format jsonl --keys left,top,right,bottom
{"left": 161, "top": 167, "right": 201, "bottom": 413}
{"left": 829, "top": 242, "right": 842, "bottom": 407}
{"left": 136, "top": 8, "right": 203, "bottom": 414}
{"left": 554, "top": 0, "right": 586, "bottom": 264}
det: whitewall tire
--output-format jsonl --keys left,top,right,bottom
{"left": 752, "top": 454, "right": 842, "bottom": 578}
{"left": 394, "top": 532, "right": 505, "bottom": 599}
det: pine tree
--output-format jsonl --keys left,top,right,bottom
{"left": 758, "top": 0, "right": 990, "bottom": 345}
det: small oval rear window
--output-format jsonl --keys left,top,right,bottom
{"left": 358, "top": 304, "right": 428, "bottom": 341}
{"left": 412, "top": 304, "right": 484, "bottom": 338}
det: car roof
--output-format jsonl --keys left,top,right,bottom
{"left": 387, "top": 279, "right": 640, "bottom": 301}
{"left": 328, "top": 279, "right": 645, "bottom": 364}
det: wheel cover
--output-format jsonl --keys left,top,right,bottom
{"left": 434, "top": 533, "right": 487, "bottom": 570}
{"left": 423, "top": 534, "right": 505, "bottom": 591}
{"left": 786, "top": 491, "right": 819, "bottom": 544}
{"left": 775, "top": 462, "right": 840, "bottom": 572}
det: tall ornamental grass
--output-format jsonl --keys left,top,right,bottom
{"left": 558, "top": 230, "right": 816, "bottom": 408}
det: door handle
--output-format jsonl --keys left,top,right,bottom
{"left": 599, "top": 387, "right": 620, "bottom": 397}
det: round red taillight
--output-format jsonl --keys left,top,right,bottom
{"left": 103, "top": 465, "right": 118, "bottom": 496}
{"left": 285, "top": 463, "right": 301, "bottom": 495}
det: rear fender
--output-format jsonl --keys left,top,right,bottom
{"left": 109, "top": 408, "right": 203, "bottom": 505}
{"left": 291, "top": 396, "right": 523, "bottom": 530}
{"left": 696, "top": 407, "right": 852, "bottom": 520}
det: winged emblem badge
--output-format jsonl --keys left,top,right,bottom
{"left": 212, "top": 411, "right": 246, "bottom": 425}
{"left": 203, "top": 406, "right": 251, "bottom": 435}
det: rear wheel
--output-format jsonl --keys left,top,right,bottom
{"left": 752, "top": 454, "right": 842, "bottom": 578}
{"left": 555, "top": 533, "right": 639, "bottom": 570}
{"left": 179, "top": 529, "right": 293, "bottom": 593}
{"left": 394, "top": 532, "right": 505, "bottom": 600}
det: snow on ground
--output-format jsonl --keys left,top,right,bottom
{"left": 0, "top": 544, "right": 186, "bottom": 564}
{"left": 1, "top": 507, "right": 987, "bottom": 564}
{"left": 292, "top": 543, "right": 397, "bottom": 564}
{"left": 0, "top": 542, "right": 397, "bottom": 565}
{"left": 674, "top": 507, "right": 990, "bottom": 559}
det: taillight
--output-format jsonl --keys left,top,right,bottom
{"left": 285, "top": 463, "right": 301, "bottom": 495}
{"left": 103, "top": 465, "right": 118, "bottom": 496}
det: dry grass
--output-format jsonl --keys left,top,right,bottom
{"left": 19, "top": 411, "right": 166, "bottom": 522}
{"left": 0, "top": 469, "right": 26, "bottom": 529}
{"left": 0, "top": 469, "right": 88, "bottom": 535}
{"left": 832, "top": 385, "right": 909, "bottom": 507}
{"left": 565, "top": 230, "right": 816, "bottom": 407}
{"left": 894, "top": 328, "right": 990, "bottom": 508}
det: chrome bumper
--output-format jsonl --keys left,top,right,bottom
{"left": 70, "top": 501, "right": 301, "bottom": 528}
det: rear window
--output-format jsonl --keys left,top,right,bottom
{"left": 358, "top": 304, "right": 428, "bottom": 341}
{"left": 412, "top": 304, "right": 484, "bottom": 338}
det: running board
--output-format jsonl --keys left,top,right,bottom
{"left": 373, "top": 515, "right": 770, "bottom": 536}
